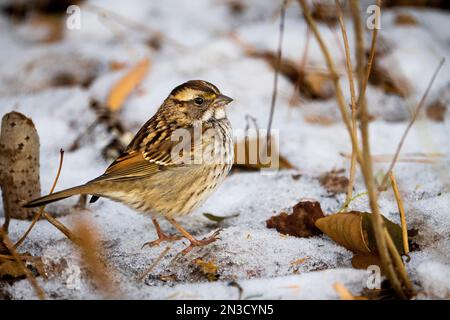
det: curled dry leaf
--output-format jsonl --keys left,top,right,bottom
{"left": 315, "top": 212, "right": 404, "bottom": 255}
{"left": 0, "top": 260, "right": 27, "bottom": 278}
{"left": 0, "top": 255, "right": 46, "bottom": 280}
{"left": 266, "top": 200, "right": 325, "bottom": 238}
{"left": 106, "top": 57, "right": 151, "bottom": 112}
{"left": 318, "top": 169, "right": 349, "bottom": 194}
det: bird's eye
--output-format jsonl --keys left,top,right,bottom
{"left": 194, "top": 97, "right": 204, "bottom": 106}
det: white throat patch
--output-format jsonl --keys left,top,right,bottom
{"left": 214, "top": 107, "right": 226, "bottom": 120}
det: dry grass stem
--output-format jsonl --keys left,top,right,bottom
{"left": 15, "top": 149, "right": 65, "bottom": 249}
{"left": 266, "top": 0, "right": 287, "bottom": 146}
{"left": 289, "top": 25, "right": 311, "bottom": 106}
{"left": 389, "top": 172, "right": 409, "bottom": 255}
{"left": 348, "top": 0, "right": 408, "bottom": 299}
{"left": 42, "top": 211, "right": 78, "bottom": 242}
{"left": 300, "top": 0, "right": 411, "bottom": 298}
{"left": 138, "top": 245, "right": 172, "bottom": 280}
{"left": 384, "top": 228, "right": 414, "bottom": 292}
{"left": 297, "top": 0, "right": 363, "bottom": 165}
{"left": 84, "top": 3, "right": 185, "bottom": 50}
{"left": 333, "top": 282, "right": 355, "bottom": 300}
{"left": 379, "top": 58, "right": 445, "bottom": 190}
{"left": 334, "top": 0, "right": 358, "bottom": 202}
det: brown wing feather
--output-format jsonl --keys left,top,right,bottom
{"left": 91, "top": 113, "right": 198, "bottom": 183}
{"left": 90, "top": 151, "right": 162, "bottom": 182}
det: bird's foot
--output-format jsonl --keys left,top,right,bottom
{"left": 141, "top": 233, "right": 183, "bottom": 249}
{"left": 181, "top": 229, "right": 222, "bottom": 255}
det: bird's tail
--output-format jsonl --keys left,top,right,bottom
{"left": 23, "top": 184, "right": 94, "bottom": 208}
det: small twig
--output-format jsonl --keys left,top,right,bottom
{"left": 289, "top": 25, "right": 311, "bottom": 106}
{"left": 333, "top": 282, "right": 355, "bottom": 300}
{"left": 266, "top": 0, "right": 287, "bottom": 146}
{"left": 138, "top": 245, "right": 172, "bottom": 280}
{"left": 14, "top": 149, "right": 65, "bottom": 249}
{"left": 339, "top": 191, "right": 368, "bottom": 212}
{"left": 384, "top": 229, "right": 414, "bottom": 292}
{"left": 0, "top": 253, "right": 34, "bottom": 261}
{"left": 0, "top": 230, "right": 45, "bottom": 299}
{"left": 379, "top": 58, "right": 445, "bottom": 190}
{"left": 42, "top": 211, "right": 78, "bottom": 243}
{"left": 334, "top": 0, "right": 358, "bottom": 202}
{"left": 349, "top": 0, "right": 365, "bottom": 95}
{"left": 297, "top": 0, "right": 363, "bottom": 165}
{"left": 389, "top": 172, "right": 409, "bottom": 255}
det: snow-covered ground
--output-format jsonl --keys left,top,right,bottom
{"left": 1, "top": 0, "right": 449, "bottom": 299}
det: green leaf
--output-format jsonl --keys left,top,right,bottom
{"left": 203, "top": 213, "right": 239, "bottom": 222}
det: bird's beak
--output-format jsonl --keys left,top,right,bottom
{"left": 215, "top": 94, "right": 233, "bottom": 106}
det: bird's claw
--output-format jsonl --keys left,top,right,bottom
{"left": 181, "top": 228, "right": 222, "bottom": 255}
{"left": 141, "top": 234, "right": 183, "bottom": 249}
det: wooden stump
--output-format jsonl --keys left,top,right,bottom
{"left": 0, "top": 111, "right": 40, "bottom": 221}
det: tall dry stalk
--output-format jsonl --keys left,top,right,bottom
{"left": 334, "top": 0, "right": 358, "bottom": 202}
{"left": 298, "top": 0, "right": 412, "bottom": 298}
{"left": 266, "top": 0, "right": 287, "bottom": 146}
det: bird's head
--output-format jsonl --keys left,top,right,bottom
{"left": 162, "top": 80, "right": 233, "bottom": 124}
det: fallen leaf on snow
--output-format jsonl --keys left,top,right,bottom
{"left": 266, "top": 200, "right": 325, "bottom": 238}
{"left": 394, "top": 13, "right": 418, "bottom": 26}
{"left": 315, "top": 211, "right": 404, "bottom": 254}
{"left": 426, "top": 100, "right": 447, "bottom": 122}
{"left": 107, "top": 57, "right": 151, "bottom": 111}
{"left": 318, "top": 169, "right": 349, "bottom": 194}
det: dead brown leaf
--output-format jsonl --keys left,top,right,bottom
{"left": 0, "top": 260, "right": 27, "bottom": 278}
{"left": 426, "top": 100, "right": 447, "bottom": 122}
{"left": 369, "top": 59, "right": 411, "bottom": 97}
{"left": 394, "top": 13, "right": 418, "bottom": 26}
{"left": 266, "top": 200, "right": 325, "bottom": 238}
{"left": 107, "top": 57, "right": 151, "bottom": 111}
{"left": 230, "top": 34, "right": 334, "bottom": 100}
{"left": 303, "top": 114, "right": 336, "bottom": 125}
{"left": 318, "top": 169, "right": 349, "bottom": 194}
{"left": 315, "top": 212, "right": 404, "bottom": 254}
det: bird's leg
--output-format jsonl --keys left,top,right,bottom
{"left": 166, "top": 217, "right": 221, "bottom": 255}
{"left": 141, "top": 218, "right": 182, "bottom": 249}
